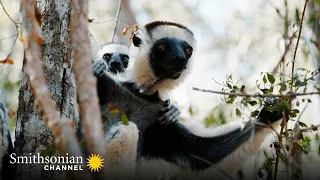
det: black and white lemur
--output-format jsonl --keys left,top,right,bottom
{"left": 93, "top": 21, "right": 283, "bottom": 179}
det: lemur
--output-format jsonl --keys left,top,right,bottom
{"left": 93, "top": 43, "right": 181, "bottom": 178}
{"left": 93, "top": 43, "right": 180, "bottom": 126}
{"left": 93, "top": 21, "right": 283, "bottom": 179}
{"left": 0, "top": 102, "right": 13, "bottom": 180}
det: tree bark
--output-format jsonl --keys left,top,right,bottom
{"left": 14, "top": 0, "right": 79, "bottom": 179}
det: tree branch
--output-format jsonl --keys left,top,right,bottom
{"left": 20, "top": 0, "right": 90, "bottom": 179}
{"left": 70, "top": 0, "right": 107, "bottom": 163}
{"left": 291, "top": 0, "right": 309, "bottom": 80}
{"left": 111, "top": 0, "right": 122, "bottom": 42}
{"left": 192, "top": 87, "right": 320, "bottom": 98}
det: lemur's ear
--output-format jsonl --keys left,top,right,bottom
{"left": 132, "top": 31, "right": 142, "bottom": 47}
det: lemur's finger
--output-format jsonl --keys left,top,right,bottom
{"left": 163, "top": 110, "right": 179, "bottom": 125}
{"left": 163, "top": 99, "right": 170, "bottom": 107}
{"left": 158, "top": 107, "right": 169, "bottom": 116}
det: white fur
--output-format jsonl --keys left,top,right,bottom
{"left": 96, "top": 43, "right": 129, "bottom": 60}
{"left": 99, "top": 24, "right": 281, "bottom": 179}
{"left": 134, "top": 118, "right": 281, "bottom": 180}
{"left": 105, "top": 115, "right": 280, "bottom": 179}
{"left": 105, "top": 122, "right": 139, "bottom": 179}
{"left": 94, "top": 43, "right": 131, "bottom": 82}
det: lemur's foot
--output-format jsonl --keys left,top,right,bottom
{"left": 105, "top": 122, "right": 139, "bottom": 143}
{"left": 93, "top": 60, "right": 107, "bottom": 77}
{"left": 158, "top": 99, "right": 180, "bottom": 125}
{"left": 258, "top": 98, "right": 283, "bottom": 124}
{"left": 105, "top": 122, "right": 139, "bottom": 167}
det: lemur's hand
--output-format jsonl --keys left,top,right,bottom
{"left": 93, "top": 60, "right": 107, "bottom": 77}
{"left": 258, "top": 98, "right": 283, "bottom": 124}
{"left": 0, "top": 101, "right": 7, "bottom": 121}
{"left": 157, "top": 99, "right": 180, "bottom": 125}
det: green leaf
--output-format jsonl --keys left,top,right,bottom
{"left": 298, "top": 81, "right": 307, "bottom": 87}
{"left": 267, "top": 73, "right": 275, "bottom": 84}
{"left": 226, "top": 83, "right": 232, "bottom": 89}
{"left": 297, "top": 68, "right": 306, "bottom": 71}
{"left": 226, "top": 97, "right": 235, "bottom": 104}
{"left": 240, "top": 85, "right": 245, "bottom": 92}
{"left": 110, "top": 109, "right": 120, "bottom": 115}
{"left": 251, "top": 110, "right": 259, "bottom": 117}
{"left": 279, "top": 83, "right": 287, "bottom": 92}
{"left": 188, "top": 106, "right": 194, "bottom": 115}
{"left": 298, "top": 122, "right": 308, "bottom": 128}
{"left": 308, "top": 99, "right": 312, "bottom": 103}
{"left": 292, "top": 109, "right": 300, "bottom": 114}
{"left": 120, "top": 113, "right": 129, "bottom": 125}
{"left": 205, "top": 113, "right": 216, "bottom": 127}
{"left": 263, "top": 75, "right": 267, "bottom": 84}
{"left": 248, "top": 101, "right": 257, "bottom": 106}
{"left": 316, "top": 0, "right": 320, "bottom": 4}
{"left": 295, "top": 8, "right": 301, "bottom": 25}
{"left": 236, "top": 108, "right": 241, "bottom": 117}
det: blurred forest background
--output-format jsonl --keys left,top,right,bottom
{"left": 1, "top": 0, "right": 320, "bottom": 179}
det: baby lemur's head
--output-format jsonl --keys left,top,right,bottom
{"left": 95, "top": 43, "right": 130, "bottom": 75}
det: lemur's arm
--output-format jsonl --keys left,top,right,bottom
{"left": 94, "top": 60, "right": 179, "bottom": 128}
{"left": 142, "top": 106, "right": 282, "bottom": 170}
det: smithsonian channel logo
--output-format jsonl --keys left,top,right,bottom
{"left": 9, "top": 153, "right": 104, "bottom": 172}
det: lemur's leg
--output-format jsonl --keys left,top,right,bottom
{"left": 105, "top": 122, "right": 139, "bottom": 179}
{"left": 158, "top": 100, "right": 180, "bottom": 125}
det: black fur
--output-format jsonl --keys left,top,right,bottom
{"left": 150, "top": 38, "right": 192, "bottom": 80}
{"left": 95, "top": 65, "right": 283, "bottom": 170}
{"left": 96, "top": 22, "right": 282, "bottom": 173}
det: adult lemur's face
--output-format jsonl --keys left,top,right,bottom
{"left": 129, "top": 21, "right": 195, "bottom": 94}
{"left": 149, "top": 37, "right": 193, "bottom": 80}
{"left": 96, "top": 44, "right": 129, "bottom": 75}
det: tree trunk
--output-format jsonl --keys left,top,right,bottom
{"left": 13, "top": 0, "right": 78, "bottom": 179}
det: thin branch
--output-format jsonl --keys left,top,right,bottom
{"left": 0, "top": 34, "right": 18, "bottom": 41}
{"left": 111, "top": 0, "right": 122, "bottom": 42}
{"left": 291, "top": 0, "right": 309, "bottom": 80}
{"left": 0, "top": 0, "right": 21, "bottom": 26}
{"left": 0, "top": 0, "right": 21, "bottom": 59}
{"left": 301, "top": 124, "right": 320, "bottom": 132}
{"left": 21, "top": 0, "right": 90, "bottom": 179}
{"left": 70, "top": 0, "right": 107, "bottom": 171}
{"left": 272, "top": 33, "right": 297, "bottom": 75}
{"left": 192, "top": 87, "right": 320, "bottom": 98}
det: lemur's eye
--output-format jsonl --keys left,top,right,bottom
{"left": 132, "top": 34, "right": 141, "bottom": 47}
{"left": 103, "top": 54, "right": 111, "bottom": 61}
{"left": 122, "top": 56, "right": 129, "bottom": 64}
{"left": 158, "top": 44, "right": 167, "bottom": 52}
{"left": 185, "top": 47, "right": 193, "bottom": 58}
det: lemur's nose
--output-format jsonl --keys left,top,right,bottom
{"left": 174, "top": 56, "right": 187, "bottom": 65}
{"left": 110, "top": 61, "right": 121, "bottom": 68}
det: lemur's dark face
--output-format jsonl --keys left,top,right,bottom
{"left": 149, "top": 38, "right": 193, "bottom": 80}
{"left": 102, "top": 53, "right": 129, "bottom": 74}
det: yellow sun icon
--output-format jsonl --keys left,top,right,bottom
{"left": 86, "top": 154, "right": 104, "bottom": 172}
